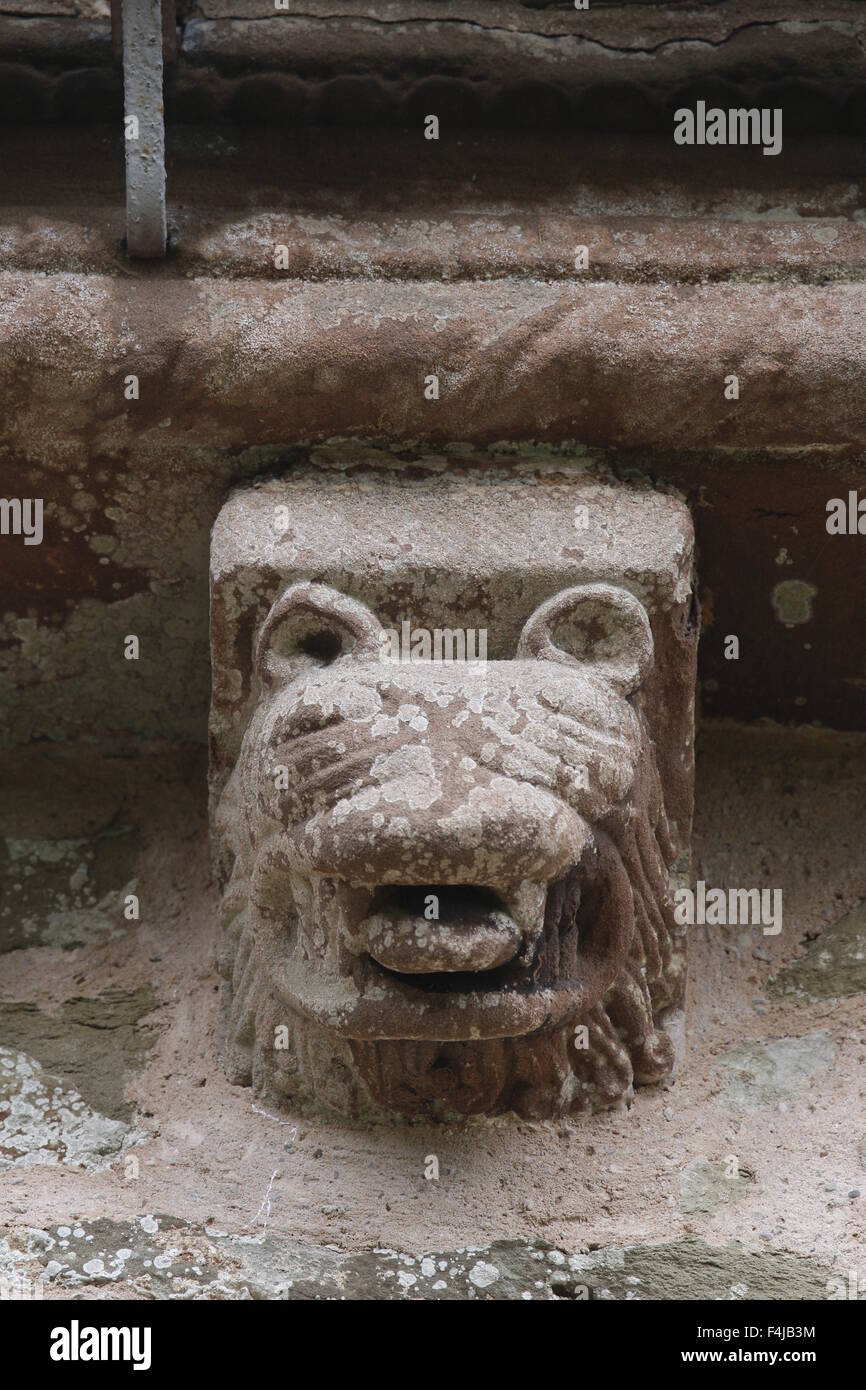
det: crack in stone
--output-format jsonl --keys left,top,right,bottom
{"left": 180, "top": 14, "right": 857, "bottom": 61}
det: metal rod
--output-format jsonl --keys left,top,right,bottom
{"left": 121, "top": 0, "right": 167, "bottom": 259}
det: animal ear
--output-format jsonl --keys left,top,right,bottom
{"left": 517, "top": 584, "right": 653, "bottom": 694}
{"left": 255, "top": 582, "right": 384, "bottom": 687}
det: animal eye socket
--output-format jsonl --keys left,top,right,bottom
{"left": 297, "top": 629, "right": 344, "bottom": 664}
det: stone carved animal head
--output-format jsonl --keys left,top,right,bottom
{"left": 216, "top": 581, "right": 685, "bottom": 1119}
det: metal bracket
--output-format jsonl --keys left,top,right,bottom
{"left": 111, "top": 0, "right": 174, "bottom": 259}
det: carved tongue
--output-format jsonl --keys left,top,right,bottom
{"left": 364, "top": 887, "right": 521, "bottom": 974}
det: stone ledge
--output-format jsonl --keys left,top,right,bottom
{"left": 0, "top": 1222, "right": 842, "bottom": 1300}
{"left": 2, "top": 273, "right": 865, "bottom": 451}
{"left": 4, "top": 127, "right": 866, "bottom": 282}
{"left": 6, "top": 210, "right": 866, "bottom": 285}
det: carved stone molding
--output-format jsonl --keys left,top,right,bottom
{"left": 3, "top": 2, "right": 865, "bottom": 129}
{"left": 209, "top": 468, "right": 697, "bottom": 1118}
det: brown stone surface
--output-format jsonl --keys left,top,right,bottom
{"left": 1, "top": 128, "right": 864, "bottom": 748}
{"left": 178, "top": 0, "right": 866, "bottom": 95}
{"left": 5, "top": 127, "right": 866, "bottom": 280}
{"left": 2, "top": 130, "right": 865, "bottom": 458}
{"left": 3, "top": 1, "right": 866, "bottom": 134}
{"left": 3, "top": 270, "right": 866, "bottom": 452}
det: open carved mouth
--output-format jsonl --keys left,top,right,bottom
{"left": 361, "top": 884, "right": 527, "bottom": 990}
{"left": 261, "top": 832, "right": 636, "bottom": 1041}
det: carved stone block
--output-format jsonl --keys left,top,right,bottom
{"left": 210, "top": 468, "right": 697, "bottom": 1120}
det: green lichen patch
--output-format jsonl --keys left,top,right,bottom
{"left": 0, "top": 828, "right": 139, "bottom": 953}
{"left": 0, "top": 1048, "right": 139, "bottom": 1172}
{"left": 767, "top": 901, "right": 866, "bottom": 1002}
{"left": 565, "top": 1237, "right": 840, "bottom": 1301}
{"left": 1, "top": 1219, "right": 565, "bottom": 1301}
{"left": 771, "top": 579, "right": 817, "bottom": 626}
{"left": 0, "top": 988, "right": 159, "bottom": 1123}
{"left": 0, "top": 1223, "right": 844, "bottom": 1301}
{"left": 716, "top": 1033, "right": 837, "bottom": 1112}
{"left": 679, "top": 1156, "right": 756, "bottom": 1217}
{"left": 0, "top": 1217, "right": 223, "bottom": 1298}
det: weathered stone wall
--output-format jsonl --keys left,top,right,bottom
{"left": 2, "top": 128, "right": 865, "bottom": 745}
{"left": 1, "top": 0, "right": 865, "bottom": 1308}
{"left": 2, "top": 434, "right": 864, "bottom": 746}
{"left": 4, "top": 1, "right": 866, "bottom": 131}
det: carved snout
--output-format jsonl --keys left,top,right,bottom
{"left": 284, "top": 778, "right": 591, "bottom": 892}
{"left": 256, "top": 580, "right": 649, "bottom": 890}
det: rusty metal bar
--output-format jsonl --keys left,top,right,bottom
{"left": 119, "top": 0, "right": 168, "bottom": 259}
{"left": 112, "top": 0, "right": 177, "bottom": 67}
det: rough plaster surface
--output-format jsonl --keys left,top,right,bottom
{"left": 767, "top": 901, "right": 866, "bottom": 1002}
{"left": 0, "top": 724, "right": 864, "bottom": 1297}
{"left": 717, "top": 1033, "right": 840, "bottom": 1114}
